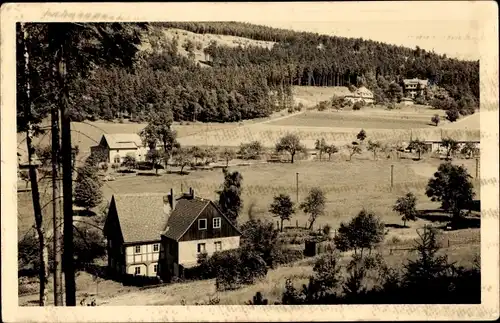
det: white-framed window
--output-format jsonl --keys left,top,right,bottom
{"left": 153, "top": 243, "right": 159, "bottom": 252}
{"left": 114, "top": 155, "right": 121, "bottom": 163}
{"left": 198, "top": 219, "right": 207, "bottom": 230}
{"left": 213, "top": 217, "right": 221, "bottom": 229}
{"left": 134, "top": 266, "right": 141, "bottom": 275}
{"left": 153, "top": 264, "right": 158, "bottom": 273}
{"left": 197, "top": 243, "right": 206, "bottom": 253}
{"left": 135, "top": 245, "right": 141, "bottom": 254}
{"left": 214, "top": 241, "right": 222, "bottom": 252}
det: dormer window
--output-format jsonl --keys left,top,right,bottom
{"left": 198, "top": 219, "right": 207, "bottom": 230}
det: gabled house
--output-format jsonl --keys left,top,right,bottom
{"left": 104, "top": 188, "right": 241, "bottom": 280}
{"left": 90, "top": 133, "right": 148, "bottom": 165}
{"left": 104, "top": 193, "right": 167, "bottom": 277}
{"left": 344, "top": 86, "right": 374, "bottom": 104}
{"left": 159, "top": 188, "right": 241, "bottom": 281}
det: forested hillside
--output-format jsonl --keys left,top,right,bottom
{"left": 67, "top": 22, "right": 479, "bottom": 123}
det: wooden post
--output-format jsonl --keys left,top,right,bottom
{"left": 390, "top": 164, "right": 394, "bottom": 192}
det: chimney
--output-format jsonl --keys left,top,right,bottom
{"left": 162, "top": 189, "right": 174, "bottom": 233}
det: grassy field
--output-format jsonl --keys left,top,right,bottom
{"left": 17, "top": 157, "right": 480, "bottom": 239}
{"left": 268, "top": 110, "right": 439, "bottom": 129}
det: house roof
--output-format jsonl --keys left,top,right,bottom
{"left": 103, "top": 133, "right": 143, "bottom": 150}
{"left": 403, "top": 78, "right": 428, "bottom": 86}
{"left": 111, "top": 192, "right": 235, "bottom": 244}
{"left": 345, "top": 86, "right": 374, "bottom": 99}
{"left": 111, "top": 193, "right": 167, "bottom": 244}
{"left": 410, "top": 129, "right": 481, "bottom": 142}
{"left": 162, "top": 197, "right": 211, "bottom": 241}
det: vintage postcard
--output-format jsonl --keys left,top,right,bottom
{"left": 1, "top": 1, "right": 498, "bottom": 322}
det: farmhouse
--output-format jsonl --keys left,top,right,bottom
{"left": 421, "top": 131, "right": 480, "bottom": 154}
{"left": 344, "top": 86, "right": 374, "bottom": 104}
{"left": 159, "top": 188, "right": 241, "bottom": 281}
{"left": 402, "top": 78, "right": 428, "bottom": 98}
{"left": 104, "top": 189, "right": 241, "bottom": 279}
{"left": 90, "top": 133, "right": 148, "bottom": 164}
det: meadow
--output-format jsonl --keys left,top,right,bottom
{"left": 268, "top": 110, "right": 439, "bottom": 129}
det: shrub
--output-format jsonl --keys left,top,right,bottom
{"left": 352, "top": 101, "right": 363, "bottom": 110}
{"left": 241, "top": 219, "right": 280, "bottom": 267}
{"left": 214, "top": 249, "right": 267, "bottom": 291}
{"left": 446, "top": 108, "right": 460, "bottom": 122}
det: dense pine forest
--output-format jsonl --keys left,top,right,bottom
{"left": 21, "top": 22, "right": 480, "bottom": 124}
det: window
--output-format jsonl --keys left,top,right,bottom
{"left": 153, "top": 244, "right": 159, "bottom": 252}
{"left": 198, "top": 219, "right": 207, "bottom": 230}
{"left": 197, "top": 243, "right": 206, "bottom": 253}
{"left": 214, "top": 241, "right": 222, "bottom": 252}
{"left": 135, "top": 245, "right": 141, "bottom": 254}
{"left": 153, "top": 264, "right": 158, "bottom": 273}
{"left": 134, "top": 266, "right": 141, "bottom": 275}
{"left": 213, "top": 217, "right": 221, "bottom": 229}
{"left": 114, "top": 155, "right": 121, "bottom": 164}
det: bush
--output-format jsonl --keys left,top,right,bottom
{"left": 213, "top": 249, "right": 267, "bottom": 291}
{"left": 136, "top": 161, "right": 154, "bottom": 170}
{"left": 352, "top": 101, "right": 363, "bottom": 110}
{"left": 241, "top": 219, "right": 280, "bottom": 267}
{"left": 446, "top": 108, "right": 460, "bottom": 122}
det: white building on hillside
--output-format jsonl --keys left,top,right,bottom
{"left": 90, "top": 133, "right": 148, "bottom": 164}
{"left": 344, "top": 86, "right": 375, "bottom": 104}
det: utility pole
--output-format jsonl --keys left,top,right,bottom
{"left": 59, "top": 39, "right": 76, "bottom": 306}
{"left": 296, "top": 172, "right": 299, "bottom": 203}
{"left": 390, "top": 164, "right": 394, "bottom": 192}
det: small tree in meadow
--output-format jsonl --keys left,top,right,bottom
{"left": 440, "top": 138, "right": 459, "bottom": 160}
{"left": 407, "top": 139, "right": 428, "bottom": 160}
{"left": 347, "top": 142, "right": 362, "bottom": 161}
{"left": 425, "top": 162, "right": 475, "bottom": 219}
{"left": 275, "top": 134, "right": 306, "bottom": 164}
{"left": 300, "top": 187, "right": 326, "bottom": 230}
{"left": 220, "top": 148, "right": 236, "bottom": 167}
{"left": 367, "top": 140, "right": 382, "bottom": 160}
{"left": 173, "top": 147, "right": 192, "bottom": 174}
{"left": 357, "top": 129, "right": 367, "bottom": 143}
{"left": 393, "top": 192, "right": 418, "bottom": 227}
{"left": 431, "top": 114, "right": 440, "bottom": 126}
{"left": 315, "top": 138, "right": 327, "bottom": 161}
{"left": 146, "top": 149, "right": 162, "bottom": 174}
{"left": 269, "top": 193, "right": 295, "bottom": 232}
{"left": 334, "top": 209, "right": 386, "bottom": 256}
{"left": 324, "top": 144, "right": 338, "bottom": 161}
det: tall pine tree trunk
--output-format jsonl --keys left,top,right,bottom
{"left": 22, "top": 23, "right": 48, "bottom": 306}
{"left": 58, "top": 40, "right": 77, "bottom": 306}
{"left": 51, "top": 104, "right": 63, "bottom": 306}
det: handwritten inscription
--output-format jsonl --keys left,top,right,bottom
{"left": 41, "top": 8, "right": 136, "bottom": 21}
